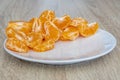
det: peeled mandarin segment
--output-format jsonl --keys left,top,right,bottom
{"left": 70, "top": 17, "right": 88, "bottom": 27}
{"left": 26, "top": 32, "right": 43, "bottom": 48}
{"left": 44, "top": 21, "right": 60, "bottom": 41}
{"left": 52, "top": 15, "right": 71, "bottom": 30}
{"left": 78, "top": 23, "right": 88, "bottom": 35}
{"left": 30, "top": 18, "right": 41, "bottom": 32}
{"left": 60, "top": 26, "right": 79, "bottom": 40}
{"left": 8, "top": 21, "right": 32, "bottom": 34}
{"left": 39, "top": 10, "right": 55, "bottom": 26}
{"left": 6, "top": 21, "right": 32, "bottom": 40}
{"left": 6, "top": 27, "right": 26, "bottom": 41}
{"left": 17, "top": 23, "right": 32, "bottom": 34}
{"left": 27, "top": 39, "right": 42, "bottom": 49}
{"left": 29, "top": 18, "right": 46, "bottom": 38}
{"left": 39, "top": 10, "right": 55, "bottom": 21}
{"left": 33, "top": 39, "right": 55, "bottom": 52}
{"left": 80, "top": 22, "right": 99, "bottom": 37}
{"left": 6, "top": 38, "right": 29, "bottom": 53}
{"left": 6, "top": 27, "right": 17, "bottom": 38}
{"left": 27, "top": 32, "right": 43, "bottom": 42}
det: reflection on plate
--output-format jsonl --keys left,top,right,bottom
{"left": 4, "top": 29, "right": 116, "bottom": 65}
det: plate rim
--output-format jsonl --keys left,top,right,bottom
{"left": 4, "top": 29, "right": 117, "bottom": 64}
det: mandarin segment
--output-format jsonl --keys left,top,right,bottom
{"left": 70, "top": 17, "right": 88, "bottom": 27}
{"left": 39, "top": 10, "right": 55, "bottom": 26}
{"left": 30, "top": 18, "right": 42, "bottom": 32}
{"left": 6, "top": 27, "right": 17, "bottom": 38}
{"left": 52, "top": 15, "right": 71, "bottom": 30}
{"left": 6, "top": 38, "right": 29, "bottom": 53}
{"left": 80, "top": 22, "right": 99, "bottom": 37}
{"left": 29, "top": 18, "right": 45, "bottom": 37}
{"left": 39, "top": 10, "right": 55, "bottom": 21}
{"left": 44, "top": 21, "right": 60, "bottom": 41}
{"left": 26, "top": 32, "right": 43, "bottom": 48}
{"left": 6, "top": 21, "right": 32, "bottom": 40}
{"left": 33, "top": 39, "right": 55, "bottom": 52}
{"left": 6, "top": 27, "right": 26, "bottom": 41}
{"left": 8, "top": 21, "right": 32, "bottom": 34}
{"left": 78, "top": 23, "right": 88, "bottom": 35}
{"left": 60, "top": 26, "right": 79, "bottom": 40}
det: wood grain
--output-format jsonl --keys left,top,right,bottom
{"left": 0, "top": 0, "right": 120, "bottom": 80}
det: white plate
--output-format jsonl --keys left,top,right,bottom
{"left": 4, "top": 29, "right": 116, "bottom": 65}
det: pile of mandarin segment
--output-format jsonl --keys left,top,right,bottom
{"left": 5, "top": 10, "right": 99, "bottom": 53}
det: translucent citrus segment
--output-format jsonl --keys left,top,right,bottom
{"left": 6, "top": 38, "right": 29, "bottom": 53}
{"left": 6, "top": 27, "right": 17, "bottom": 38}
{"left": 26, "top": 32, "right": 43, "bottom": 48}
{"left": 60, "top": 26, "right": 79, "bottom": 40}
{"left": 39, "top": 10, "right": 55, "bottom": 26}
{"left": 33, "top": 39, "right": 55, "bottom": 52}
{"left": 52, "top": 15, "right": 71, "bottom": 30}
{"left": 80, "top": 22, "right": 99, "bottom": 37}
{"left": 6, "top": 27, "right": 26, "bottom": 41}
{"left": 44, "top": 21, "right": 60, "bottom": 41}
{"left": 6, "top": 21, "right": 32, "bottom": 40}
{"left": 29, "top": 18, "right": 42, "bottom": 32}
{"left": 70, "top": 17, "right": 88, "bottom": 27}
{"left": 8, "top": 21, "right": 32, "bottom": 34}
{"left": 78, "top": 23, "right": 88, "bottom": 35}
{"left": 29, "top": 18, "right": 45, "bottom": 37}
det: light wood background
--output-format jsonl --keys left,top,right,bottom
{"left": 0, "top": 0, "right": 120, "bottom": 80}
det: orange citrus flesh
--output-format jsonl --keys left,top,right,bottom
{"left": 29, "top": 18, "right": 45, "bottom": 37}
{"left": 44, "top": 21, "right": 60, "bottom": 41}
{"left": 6, "top": 38, "right": 29, "bottom": 53}
{"left": 6, "top": 26, "right": 26, "bottom": 41}
{"left": 52, "top": 15, "right": 71, "bottom": 30}
{"left": 29, "top": 18, "right": 42, "bottom": 33}
{"left": 6, "top": 21, "right": 32, "bottom": 40}
{"left": 5, "top": 10, "right": 99, "bottom": 53}
{"left": 60, "top": 26, "right": 79, "bottom": 40}
{"left": 8, "top": 21, "right": 32, "bottom": 34}
{"left": 33, "top": 39, "right": 55, "bottom": 52}
{"left": 80, "top": 22, "right": 99, "bottom": 37}
{"left": 78, "top": 23, "right": 88, "bottom": 35}
{"left": 70, "top": 17, "right": 88, "bottom": 27}
{"left": 26, "top": 32, "right": 43, "bottom": 49}
{"left": 39, "top": 10, "right": 55, "bottom": 26}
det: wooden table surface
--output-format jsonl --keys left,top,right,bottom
{"left": 0, "top": 0, "right": 120, "bottom": 80}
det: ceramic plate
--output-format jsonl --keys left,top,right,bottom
{"left": 4, "top": 29, "right": 116, "bottom": 65}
